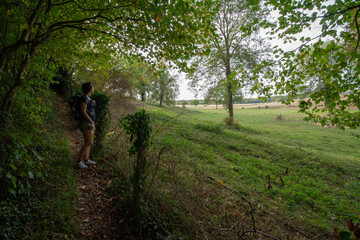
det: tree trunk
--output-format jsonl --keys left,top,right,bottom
{"left": 225, "top": 62, "right": 234, "bottom": 125}
{"left": 159, "top": 92, "right": 163, "bottom": 107}
{"left": 1, "top": 43, "right": 38, "bottom": 113}
{"left": 1, "top": 83, "right": 21, "bottom": 113}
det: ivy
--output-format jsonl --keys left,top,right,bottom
{"left": 120, "top": 109, "right": 152, "bottom": 225}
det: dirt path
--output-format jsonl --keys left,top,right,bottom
{"left": 58, "top": 95, "right": 122, "bottom": 239}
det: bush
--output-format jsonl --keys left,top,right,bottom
{"left": 120, "top": 109, "right": 152, "bottom": 225}
{"left": 223, "top": 117, "right": 233, "bottom": 126}
{"left": 91, "top": 91, "right": 111, "bottom": 156}
{"left": 191, "top": 99, "right": 199, "bottom": 106}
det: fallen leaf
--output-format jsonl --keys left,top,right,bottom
{"left": 233, "top": 209, "right": 245, "bottom": 219}
{"left": 83, "top": 217, "right": 90, "bottom": 223}
{"left": 354, "top": 222, "right": 360, "bottom": 238}
{"left": 333, "top": 228, "right": 341, "bottom": 240}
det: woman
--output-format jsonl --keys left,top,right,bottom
{"left": 77, "top": 82, "right": 97, "bottom": 169}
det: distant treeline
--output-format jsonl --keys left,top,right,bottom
{"left": 177, "top": 96, "right": 288, "bottom": 105}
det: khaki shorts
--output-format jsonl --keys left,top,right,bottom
{"left": 79, "top": 120, "right": 94, "bottom": 131}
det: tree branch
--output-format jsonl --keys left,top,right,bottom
{"left": 0, "top": 20, "right": 8, "bottom": 48}
{"left": 354, "top": 7, "right": 360, "bottom": 51}
{"left": 317, "top": 4, "right": 360, "bottom": 19}
{"left": 225, "top": 208, "right": 256, "bottom": 235}
{"left": 51, "top": 0, "right": 133, "bottom": 11}
{"left": 21, "top": 0, "right": 46, "bottom": 42}
{"left": 244, "top": 230, "right": 281, "bottom": 240}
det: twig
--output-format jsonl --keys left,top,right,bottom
{"left": 244, "top": 230, "right": 281, "bottom": 240}
{"left": 150, "top": 111, "right": 185, "bottom": 139}
{"left": 226, "top": 208, "right": 256, "bottom": 235}
{"left": 259, "top": 209, "right": 311, "bottom": 238}
{"left": 146, "top": 146, "right": 166, "bottom": 203}
{"left": 312, "top": 231, "right": 333, "bottom": 239}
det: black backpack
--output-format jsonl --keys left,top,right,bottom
{"left": 68, "top": 95, "right": 82, "bottom": 120}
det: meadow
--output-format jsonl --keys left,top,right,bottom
{"left": 188, "top": 104, "right": 360, "bottom": 161}
{"left": 139, "top": 103, "right": 360, "bottom": 238}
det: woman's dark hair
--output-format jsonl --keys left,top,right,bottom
{"left": 82, "top": 82, "right": 93, "bottom": 94}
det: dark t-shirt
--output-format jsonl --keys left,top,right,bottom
{"left": 81, "top": 95, "right": 95, "bottom": 123}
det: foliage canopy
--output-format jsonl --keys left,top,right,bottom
{"left": 254, "top": 0, "right": 360, "bottom": 129}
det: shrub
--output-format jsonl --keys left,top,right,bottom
{"left": 223, "top": 117, "right": 233, "bottom": 126}
{"left": 91, "top": 91, "right": 111, "bottom": 156}
{"left": 120, "top": 109, "right": 152, "bottom": 225}
{"left": 191, "top": 99, "right": 199, "bottom": 106}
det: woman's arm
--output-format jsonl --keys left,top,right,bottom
{"left": 81, "top": 102, "right": 94, "bottom": 129}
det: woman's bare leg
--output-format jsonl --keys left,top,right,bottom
{"left": 78, "top": 129, "right": 93, "bottom": 162}
{"left": 83, "top": 128, "right": 94, "bottom": 160}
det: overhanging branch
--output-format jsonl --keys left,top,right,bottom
{"left": 354, "top": 7, "right": 360, "bottom": 51}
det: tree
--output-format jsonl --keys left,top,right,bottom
{"left": 189, "top": 0, "right": 269, "bottom": 125}
{"left": 130, "top": 63, "right": 153, "bottom": 101}
{"left": 181, "top": 100, "right": 187, "bottom": 108}
{"left": 191, "top": 99, "right": 200, "bottom": 106}
{"left": 150, "top": 70, "right": 179, "bottom": 107}
{"left": 294, "top": 42, "right": 343, "bottom": 114}
{"left": 255, "top": 0, "right": 360, "bottom": 129}
{"left": 0, "top": 0, "right": 216, "bottom": 115}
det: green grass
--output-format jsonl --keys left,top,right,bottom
{"left": 194, "top": 107, "right": 360, "bottom": 161}
{"left": 145, "top": 105, "right": 360, "bottom": 234}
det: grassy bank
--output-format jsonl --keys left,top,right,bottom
{"left": 141, "top": 104, "right": 360, "bottom": 237}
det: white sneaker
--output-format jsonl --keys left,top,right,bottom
{"left": 84, "top": 159, "right": 96, "bottom": 166}
{"left": 77, "top": 161, "right": 88, "bottom": 169}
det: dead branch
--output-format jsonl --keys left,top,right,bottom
{"left": 244, "top": 230, "right": 281, "bottom": 240}
{"left": 146, "top": 146, "right": 166, "bottom": 203}
{"left": 226, "top": 208, "right": 256, "bottom": 235}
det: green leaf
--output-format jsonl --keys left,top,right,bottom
{"left": 339, "top": 231, "right": 351, "bottom": 240}
{"left": 9, "top": 163, "right": 17, "bottom": 171}
{"left": 9, "top": 188, "right": 16, "bottom": 196}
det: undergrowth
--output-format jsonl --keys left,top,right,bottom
{"left": 0, "top": 93, "right": 78, "bottom": 239}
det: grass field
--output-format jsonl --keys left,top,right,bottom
{"left": 143, "top": 104, "right": 360, "bottom": 237}
{"left": 192, "top": 106, "right": 360, "bottom": 161}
